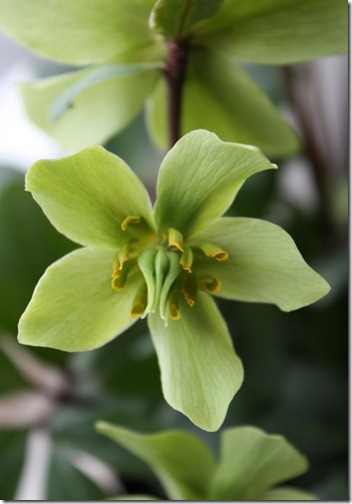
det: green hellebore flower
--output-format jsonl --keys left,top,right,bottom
{"left": 0, "top": 0, "right": 347, "bottom": 154}
{"left": 18, "top": 130, "right": 330, "bottom": 431}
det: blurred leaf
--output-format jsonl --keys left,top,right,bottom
{"left": 0, "top": 429, "right": 26, "bottom": 499}
{"left": 21, "top": 68, "right": 159, "bottom": 151}
{"left": 209, "top": 426, "right": 308, "bottom": 500}
{"left": 0, "top": 0, "right": 157, "bottom": 65}
{"left": 262, "top": 486, "right": 315, "bottom": 500}
{"left": 0, "top": 169, "right": 75, "bottom": 339}
{"left": 96, "top": 422, "right": 216, "bottom": 500}
{"left": 194, "top": 0, "right": 348, "bottom": 63}
{"left": 46, "top": 447, "right": 106, "bottom": 500}
{"left": 50, "top": 62, "right": 163, "bottom": 123}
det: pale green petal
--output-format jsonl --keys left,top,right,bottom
{"left": 209, "top": 426, "right": 309, "bottom": 500}
{"left": 21, "top": 67, "right": 160, "bottom": 151}
{"left": 193, "top": 218, "right": 330, "bottom": 311}
{"left": 194, "top": 0, "right": 348, "bottom": 64}
{"left": 262, "top": 486, "right": 316, "bottom": 500}
{"left": 153, "top": 130, "right": 275, "bottom": 239}
{"left": 148, "top": 292, "right": 243, "bottom": 432}
{"left": 18, "top": 247, "right": 141, "bottom": 352}
{"left": 96, "top": 422, "right": 216, "bottom": 500}
{"left": 147, "top": 49, "right": 298, "bottom": 156}
{"left": 150, "top": 0, "right": 223, "bottom": 38}
{"left": 26, "top": 146, "right": 155, "bottom": 249}
{"left": 0, "top": 0, "right": 158, "bottom": 64}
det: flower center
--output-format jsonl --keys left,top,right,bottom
{"left": 111, "top": 217, "right": 228, "bottom": 325}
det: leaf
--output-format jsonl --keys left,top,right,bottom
{"left": 150, "top": 0, "right": 223, "bottom": 39}
{"left": 147, "top": 48, "right": 299, "bottom": 156}
{"left": 21, "top": 67, "right": 160, "bottom": 151}
{"left": 96, "top": 422, "right": 216, "bottom": 500}
{"left": 193, "top": 0, "right": 348, "bottom": 64}
{"left": 193, "top": 217, "right": 330, "bottom": 311}
{"left": 18, "top": 247, "right": 141, "bottom": 352}
{"left": 209, "top": 426, "right": 309, "bottom": 500}
{"left": 0, "top": 430, "right": 27, "bottom": 499}
{"left": 153, "top": 130, "right": 275, "bottom": 239}
{"left": 0, "top": 0, "right": 158, "bottom": 64}
{"left": 148, "top": 292, "right": 243, "bottom": 431}
{"left": 0, "top": 170, "right": 74, "bottom": 337}
{"left": 50, "top": 63, "right": 163, "bottom": 123}
{"left": 26, "top": 146, "right": 155, "bottom": 249}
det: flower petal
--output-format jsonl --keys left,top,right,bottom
{"left": 0, "top": 0, "right": 158, "bottom": 65}
{"left": 21, "top": 67, "right": 160, "bottom": 151}
{"left": 153, "top": 130, "right": 275, "bottom": 239}
{"left": 194, "top": 0, "right": 347, "bottom": 64}
{"left": 147, "top": 48, "right": 299, "bottom": 157}
{"left": 208, "top": 426, "right": 309, "bottom": 500}
{"left": 26, "top": 146, "right": 155, "bottom": 249}
{"left": 148, "top": 292, "right": 243, "bottom": 431}
{"left": 193, "top": 217, "right": 330, "bottom": 311}
{"left": 18, "top": 247, "right": 141, "bottom": 351}
{"left": 95, "top": 422, "right": 216, "bottom": 500}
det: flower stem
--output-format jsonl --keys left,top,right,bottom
{"left": 164, "top": 39, "right": 188, "bottom": 148}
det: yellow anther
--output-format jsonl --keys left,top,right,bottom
{"left": 167, "top": 228, "right": 184, "bottom": 251}
{"left": 111, "top": 274, "right": 126, "bottom": 292}
{"left": 200, "top": 276, "right": 221, "bottom": 294}
{"left": 180, "top": 245, "right": 193, "bottom": 273}
{"left": 169, "top": 294, "right": 181, "bottom": 320}
{"left": 117, "top": 243, "right": 130, "bottom": 270}
{"left": 181, "top": 273, "right": 197, "bottom": 307}
{"left": 130, "top": 283, "right": 148, "bottom": 318}
{"left": 121, "top": 215, "right": 141, "bottom": 231}
{"left": 198, "top": 242, "right": 228, "bottom": 261}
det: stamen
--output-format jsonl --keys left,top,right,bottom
{"left": 111, "top": 258, "right": 135, "bottom": 292}
{"left": 121, "top": 215, "right": 141, "bottom": 231}
{"left": 167, "top": 228, "right": 184, "bottom": 251}
{"left": 199, "top": 275, "right": 221, "bottom": 294}
{"left": 180, "top": 245, "right": 193, "bottom": 273}
{"left": 117, "top": 243, "right": 130, "bottom": 270}
{"left": 131, "top": 283, "right": 148, "bottom": 318}
{"left": 198, "top": 242, "right": 228, "bottom": 261}
{"left": 169, "top": 293, "right": 181, "bottom": 321}
{"left": 181, "top": 273, "right": 197, "bottom": 307}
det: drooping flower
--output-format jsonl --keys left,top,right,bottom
{"left": 0, "top": 0, "right": 347, "bottom": 154}
{"left": 96, "top": 421, "right": 316, "bottom": 501}
{"left": 18, "top": 130, "right": 330, "bottom": 431}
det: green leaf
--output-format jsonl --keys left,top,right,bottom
{"left": 193, "top": 0, "right": 348, "bottom": 64}
{"left": 153, "top": 130, "right": 275, "bottom": 239}
{"left": 0, "top": 170, "right": 74, "bottom": 336}
{"left": 262, "top": 486, "right": 316, "bottom": 500}
{"left": 26, "top": 146, "right": 155, "bottom": 249}
{"left": 209, "top": 426, "right": 309, "bottom": 500}
{"left": 21, "top": 67, "right": 159, "bottom": 151}
{"left": 0, "top": 430, "right": 26, "bottom": 499}
{"left": 18, "top": 247, "right": 141, "bottom": 352}
{"left": 50, "top": 63, "right": 163, "bottom": 123}
{"left": 148, "top": 292, "right": 243, "bottom": 431}
{"left": 150, "top": 0, "right": 223, "bottom": 39}
{"left": 147, "top": 48, "right": 299, "bottom": 156}
{"left": 0, "top": 0, "right": 158, "bottom": 65}
{"left": 96, "top": 422, "right": 216, "bottom": 500}
{"left": 193, "top": 217, "right": 330, "bottom": 312}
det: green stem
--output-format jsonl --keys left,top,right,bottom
{"left": 163, "top": 39, "right": 189, "bottom": 148}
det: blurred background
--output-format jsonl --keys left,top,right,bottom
{"left": 0, "top": 31, "right": 348, "bottom": 500}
